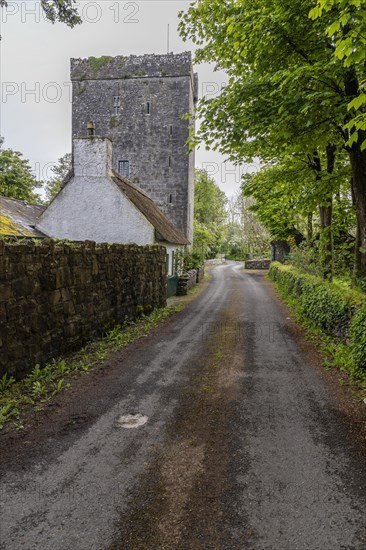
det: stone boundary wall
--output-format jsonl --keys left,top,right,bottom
{"left": 0, "top": 240, "right": 167, "bottom": 379}
{"left": 196, "top": 266, "right": 205, "bottom": 283}
{"left": 244, "top": 260, "right": 271, "bottom": 270}
{"left": 177, "top": 270, "right": 196, "bottom": 296}
{"left": 176, "top": 266, "right": 205, "bottom": 296}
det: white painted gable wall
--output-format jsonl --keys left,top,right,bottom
{"left": 36, "top": 138, "right": 155, "bottom": 245}
{"left": 36, "top": 176, "right": 155, "bottom": 245}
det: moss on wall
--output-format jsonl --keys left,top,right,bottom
{"left": 109, "top": 115, "right": 119, "bottom": 129}
{"left": 88, "top": 56, "right": 114, "bottom": 75}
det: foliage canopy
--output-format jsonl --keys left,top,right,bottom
{"left": 179, "top": 0, "right": 366, "bottom": 280}
{"left": 0, "top": 0, "right": 82, "bottom": 27}
{"left": 44, "top": 153, "right": 72, "bottom": 203}
{"left": 0, "top": 148, "right": 41, "bottom": 202}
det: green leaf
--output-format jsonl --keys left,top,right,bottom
{"left": 309, "top": 6, "right": 322, "bottom": 19}
{"left": 347, "top": 131, "right": 359, "bottom": 147}
{"left": 348, "top": 94, "right": 366, "bottom": 111}
{"left": 327, "top": 21, "right": 341, "bottom": 36}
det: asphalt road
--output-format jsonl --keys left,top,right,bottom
{"left": 0, "top": 262, "right": 365, "bottom": 549}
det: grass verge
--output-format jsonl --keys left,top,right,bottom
{"left": 270, "top": 274, "right": 366, "bottom": 402}
{"left": 0, "top": 305, "right": 182, "bottom": 431}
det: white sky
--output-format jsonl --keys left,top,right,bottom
{"left": 0, "top": 1, "right": 257, "bottom": 198}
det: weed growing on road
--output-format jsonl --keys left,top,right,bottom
{"left": 0, "top": 403, "right": 20, "bottom": 429}
{"left": 0, "top": 373, "right": 15, "bottom": 392}
{"left": 0, "top": 305, "right": 183, "bottom": 431}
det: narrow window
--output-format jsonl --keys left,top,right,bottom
{"left": 118, "top": 160, "right": 130, "bottom": 178}
{"left": 113, "top": 96, "right": 121, "bottom": 115}
{"left": 168, "top": 156, "right": 171, "bottom": 167}
{"left": 169, "top": 193, "right": 173, "bottom": 204}
{"left": 172, "top": 251, "right": 175, "bottom": 274}
{"left": 169, "top": 124, "right": 173, "bottom": 136}
{"left": 146, "top": 101, "right": 150, "bottom": 114}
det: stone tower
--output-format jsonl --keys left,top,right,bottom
{"left": 71, "top": 52, "right": 198, "bottom": 243}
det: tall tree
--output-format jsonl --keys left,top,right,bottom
{"left": 0, "top": 0, "right": 81, "bottom": 27}
{"left": 0, "top": 148, "right": 41, "bottom": 201}
{"left": 179, "top": 0, "right": 366, "bottom": 278}
{"left": 194, "top": 169, "right": 227, "bottom": 227}
{"left": 242, "top": 149, "right": 353, "bottom": 276}
{"left": 310, "top": 0, "right": 366, "bottom": 276}
{"left": 44, "top": 153, "right": 72, "bottom": 203}
{"left": 193, "top": 169, "right": 228, "bottom": 257}
{"left": 310, "top": 0, "right": 366, "bottom": 146}
{"left": 224, "top": 193, "right": 270, "bottom": 258}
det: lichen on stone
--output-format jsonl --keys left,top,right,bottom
{"left": 0, "top": 213, "right": 33, "bottom": 237}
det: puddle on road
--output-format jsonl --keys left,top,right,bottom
{"left": 116, "top": 414, "right": 149, "bottom": 429}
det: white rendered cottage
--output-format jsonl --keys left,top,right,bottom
{"left": 36, "top": 136, "right": 189, "bottom": 275}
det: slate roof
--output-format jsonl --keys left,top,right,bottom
{"left": 0, "top": 196, "right": 46, "bottom": 237}
{"left": 111, "top": 171, "right": 190, "bottom": 245}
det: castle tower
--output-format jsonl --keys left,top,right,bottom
{"left": 71, "top": 52, "right": 198, "bottom": 243}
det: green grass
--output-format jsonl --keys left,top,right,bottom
{"left": 0, "top": 305, "right": 182, "bottom": 431}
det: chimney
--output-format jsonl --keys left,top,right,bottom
{"left": 73, "top": 132, "right": 113, "bottom": 180}
{"left": 87, "top": 120, "right": 95, "bottom": 136}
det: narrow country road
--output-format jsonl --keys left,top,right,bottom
{"left": 0, "top": 262, "right": 365, "bottom": 549}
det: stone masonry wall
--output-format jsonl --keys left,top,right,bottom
{"left": 244, "top": 260, "right": 271, "bottom": 270}
{"left": 177, "top": 269, "right": 198, "bottom": 296}
{"left": 71, "top": 52, "right": 195, "bottom": 80}
{"left": 71, "top": 52, "right": 197, "bottom": 243}
{"left": 196, "top": 266, "right": 205, "bottom": 283}
{"left": 0, "top": 240, "right": 167, "bottom": 380}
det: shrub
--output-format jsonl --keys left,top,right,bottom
{"left": 174, "top": 249, "right": 202, "bottom": 273}
{"left": 297, "top": 279, "right": 350, "bottom": 334}
{"left": 350, "top": 304, "right": 366, "bottom": 369}
{"left": 288, "top": 238, "right": 355, "bottom": 281}
{"left": 269, "top": 262, "right": 366, "bottom": 370}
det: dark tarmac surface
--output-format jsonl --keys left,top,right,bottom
{"left": 0, "top": 262, "right": 365, "bottom": 549}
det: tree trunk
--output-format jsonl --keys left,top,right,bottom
{"left": 307, "top": 212, "right": 313, "bottom": 241}
{"left": 343, "top": 68, "right": 366, "bottom": 278}
{"left": 319, "top": 202, "right": 333, "bottom": 280}
{"left": 349, "top": 136, "right": 366, "bottom": 279}
{"left": 322, "top": 144, "right": 336, "bottom": 280}
{"left": 354, "top": 219, "right": 362, "bottom": 279}
{"left": 350, "top": 181, "right": 362, "bottom": 278}
{"left": 313, "top": 146, "right": 335, "bottom": 280}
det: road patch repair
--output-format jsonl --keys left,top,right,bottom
{"left": 116, "top": 414, "right": 149, "bottom": 429}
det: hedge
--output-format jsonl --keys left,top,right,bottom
{"left": 269, "top": 262, "right": 366, "bottom": 370}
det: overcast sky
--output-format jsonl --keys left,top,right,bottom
{"left": 0, "top": 1, "right": 257, "bottom": 198}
